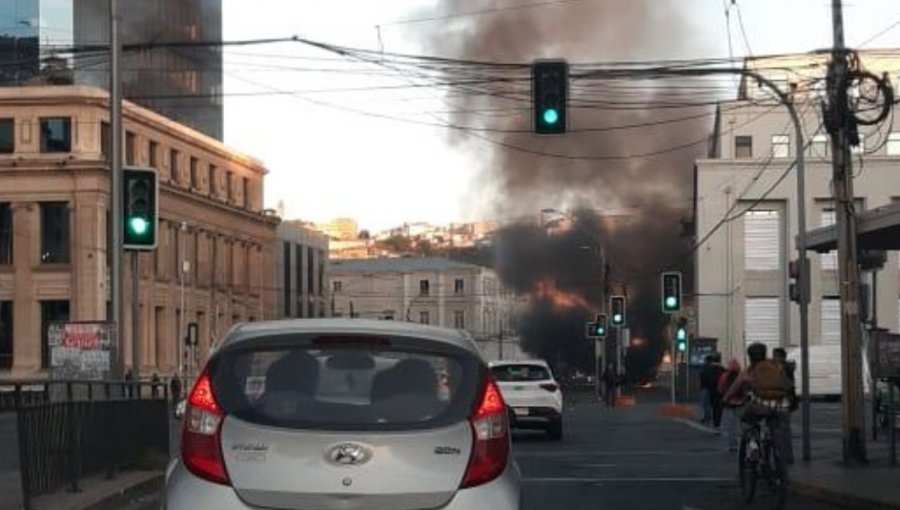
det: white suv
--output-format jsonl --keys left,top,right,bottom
{"left": 489, "top": 360, "right": 563, "bottom": 440}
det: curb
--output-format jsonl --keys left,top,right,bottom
{"left": 790, "top": 477, "right": 900, "bottom": 510}
{"left": 78, "top": 473, "right": 164, "bottom": 510}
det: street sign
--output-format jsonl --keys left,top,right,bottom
{"left": 870, "top": 329, "right": 900, "bottom": 380}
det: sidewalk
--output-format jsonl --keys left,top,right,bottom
{"left": 27, "top": 470, "right": 163, "bottom": 510}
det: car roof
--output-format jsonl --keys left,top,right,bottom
{"left": 216, "top": 318, "right": 481, "bottom": 355}
{"left": 489, "top": 359, "right": 551, "bottom": 369}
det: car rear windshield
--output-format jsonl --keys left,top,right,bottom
{"left": 210, "top": 336, "right": 482, "bottom": 431}
{"left": 491, "top": 364, "right": 552, "bottom": 382}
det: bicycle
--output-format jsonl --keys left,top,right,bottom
{"left": 738, "top": 413, "right": 788, "bottom": 510}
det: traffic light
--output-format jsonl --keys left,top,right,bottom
{"left": 123, "top": 167, "right": 159, "bottom": 250}
{"left": 661, "top": 271, "right": 682, "bottom": 313}
{"left": 788, "top": 258, "right": 810, "bottom": 304}
{"left": 586, "top": 314, "right": 608, "bottom": 339}
{"left": 610, "top": 296, "right": 626, "bottom": 326}
{"left": 532, "top": 60, "right": 568, "bottom": 135}
{"left": 675, "top": 316, "right": 688, "bottom": 352}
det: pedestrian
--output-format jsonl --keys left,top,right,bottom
{"left": 698, "top": 355, "right": 714, "bottom": 424}
{"left": 709, "top": 353, "right": 726, "bottom": 428}
{"left": 170, "top": 373, "right": 182, "bottom": 408}
{"left": 719, "top": 359, "right": 744, "bottom": 451}
{"left": 124, "top": 368, "right": 134, "bottom": 399}
{"left": 772, "top": 347, "right": 796, "bottom": 465}
{"left": 151, "top": 373, "right": 161, "bottom": 398}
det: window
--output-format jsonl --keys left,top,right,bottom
{"left": 190, "top": 157, "right": 199, "bottom": 189}
{"left": 318, "top": 250, "right": 325, "bottom": 298}
{"left": 454, "top": 278, "right": 465, "bottom": 294}
{"left": 333, "top": 281, "right": 343, "bottom": 293}
{"left": 735, "top": 135, "right": 753, "bottom": 158}
{"left": 810, "top": 134, "right": 828, "bottom": 157}
{"left": 771, "top": 135, "right": 790, "bottom": 158}
{"left": 744, "top": 209, "right": 780, "bottom": 270}
{"left": 283, "top": 242, "right": 291, "bottom": 317}
{"left": 820, "top": 209, "right": 837, "bottom": 270}
{"left": 0, "top": 118, "right": 14, "bottom": 153}
{"left": 226, "top": 171, "right": 234, "bottom": 201}
{"left": 100, "top": 122, "right": 110, "bottom": 161}
{"left": 491, "top": 364, "right": 551, "bottom": 382}
{"left": 149, "top": 140, "right": 159, "bottom": 168}
{"left": 170, "top": 149, "right": 180, "bottom": 182}
{"left": 820, "top": 297, "right": 841, "bottom": 345}
{"left": 419, "top": 279, "right": 430, "bottom": 296}
{"left": 887, "top": 133, "right": 900, "bottom": 156}
{"left": 125, "top": 131, "right": 136, "bottom": 166}
{"left": 243, "top": 177, "right": 250, "bottom": 208}
{"left": 40, "top": 117, "right": 71, "bottom": 153}
{"left": 0, "top": 301, "right": 12, "bottom": 370}
{"left": 40, "top": 202, "right": 70, "bottom": 264}
{"left": 208, "top": 165, "right": 217, "bottom": 195}
{"left": 454, "top": 310, "right": 465, "bottom": 329}
{"left": 744, "top": 297, "right": 780, "bottom": 350}
{"left": 40, "top": 300, "right": 70, "bottom": 369}
{"left": 419, "top": 311, "right": 430, "bottom": 325}
{"left": 0, "top": 203, "right": 11, "bottom": 265}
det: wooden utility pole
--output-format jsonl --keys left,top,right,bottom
{"left": 827, "top": 0, "right": 867, "bottom": 464}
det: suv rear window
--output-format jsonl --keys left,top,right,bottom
{"left": 491, "top": 364, "right": 552, "bottom": 382}
{"left": 210, "top": 338, "right": 481, "bottom": 431}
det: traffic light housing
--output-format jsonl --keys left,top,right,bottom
{"left": 532, "top": 60, "right": 568, "bottom": 135}
{"left": 586, "top": 314, "right": 608, "bottom": 339}
{"left": 675, "top": 316, "right": 688, "bottom": 352}
{"left": 788, "top": 258, "right": 810, "bottom": 304}
{"left": 661, "top": 271, "right": 682, "bottom": 313}
{"left": 123, "top": 167, "right": 159, "bottom": 250}
{"left": 610, "top": 296, "right": 626, "bottom": 326}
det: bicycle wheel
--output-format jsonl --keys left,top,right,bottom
{"left": 739, "top": 435, "right": 757, "bottom": 503}
{"left": 768, "top": 442, "right": 789, "bottom": 510}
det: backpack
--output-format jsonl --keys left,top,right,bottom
{"left": 750, "top": 359, "right": 789, "bottom": 400}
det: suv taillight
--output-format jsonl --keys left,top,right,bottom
{"left": 182, "top": 371, "right": 230, "bottom": 485}
{"left": 461, "top": 375, "right": 510, "bottom": 489}
{"left": 540, "top": 383, "right": 559, "bottom": 393}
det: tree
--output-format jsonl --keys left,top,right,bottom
{"left": 358, "top": 229, "right": 371, "bottom": 240}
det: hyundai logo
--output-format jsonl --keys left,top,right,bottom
{"left": 326, "top": 443, "right": 372, "bottom": 466}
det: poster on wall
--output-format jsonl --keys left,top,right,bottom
{"left": 48, "top": 321, "right": 117, "bottom": 380}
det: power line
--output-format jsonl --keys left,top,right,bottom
{"left": 857, "top": 13, "right": 900, "bottom": 48}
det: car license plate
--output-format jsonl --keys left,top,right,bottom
{"left": 513, "top": 407, "right": 529, "bottom": 417}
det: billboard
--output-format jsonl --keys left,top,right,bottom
{"left": 48, "top": 322, "right": 117, "bottom": 380}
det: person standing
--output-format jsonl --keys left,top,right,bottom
{"left": 709, "top": 354, "right": 726, "bottom": 428}
{"left": 602, "top": 363, "right": 618, "bottom": 408}
{"left": 698, "top": 355, "right": 714, "bottom": 424}
{"left": 719, "top": 359, "right": 744, "bottom": 451}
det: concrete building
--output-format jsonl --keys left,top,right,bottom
{"left": 317, "top": 218, "right": 358, "bottom": 241}
{"left": 275, "top": 220, "right": 330, "bottom": 319}
{"left": 0, "top": 86, "right": 277, "bottom": 378}
{"left": 329, "top": 257, "right": 516, "bottom": 339}
{"left": 694, "top": 52, "right": 900, "bottom": 392}
{"left": 0, "top": 0, "right": 223, "bottom": 139}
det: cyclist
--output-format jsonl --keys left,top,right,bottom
{"left": 724, "top": 342, "right": 793, "bottom": 462}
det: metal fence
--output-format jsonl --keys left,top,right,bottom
{"left": 2, "top": 380, "right": 170, "bottom": 510}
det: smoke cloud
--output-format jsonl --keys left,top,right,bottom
{"left": 415, "top": 0, "right": 712, "bottom": 376}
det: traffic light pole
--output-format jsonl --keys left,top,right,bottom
{"left": 109, "top": 0, "right": 124, "bottom": 378}
{"left": 131, "top": 252, "right": 140, "bottom": 380}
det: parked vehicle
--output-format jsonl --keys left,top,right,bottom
{"left": 489, "top": 360, "right": 564, "bottom": 440}
{"left": 164, "top": 319, "right": 521, "bottom": 510}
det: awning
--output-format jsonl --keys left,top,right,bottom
{"left": 802, "top": 202, "right": 900, "bottom": 252}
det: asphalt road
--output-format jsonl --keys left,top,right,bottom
{"left": 117, "top": 388, "right": 846, "bottom": 510}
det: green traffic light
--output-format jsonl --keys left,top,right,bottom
{"left": 665, "top": 296, "right": 678, "bottom": 309}
{"left": 128, "top": 217, "right": 149, "bottom": 237}
{"left": 678, "top": 341, "right": 686, "bottom": 352}
{"left": 542, "top": 108, "right": 559, "bottom": 125}
{"left": 677, "top": 328, "right": 687, "bottom": 341}
{"left": 613, "top": 313, "right": 623, "bottom": 323}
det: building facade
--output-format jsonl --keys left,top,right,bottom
{"left": 329, "top": 257, "right": 516, "bottom": 339}
{"left": 275, "top": 220, "right": 330, "bottom": 319}
{"left": 0, "top": 0, "right": 223, "bottom": 139}
{"left": 695, "top": 53, "right": 900, "bottom": 377}
{"left": 0, "top": 86, "right": 277, "bottom": 378}
{"left": 316, "top": 218, "right": 358, "bottom": 241}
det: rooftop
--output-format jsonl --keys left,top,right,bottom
{"left": 331, "top": 257, "right": 487, "bottom": 274}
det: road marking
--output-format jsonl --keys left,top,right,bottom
{"left": 516, "top": 450, "right": 721, "bottom": 458}
{"left": 670, "top": 418, "right": 720, "bottom": 435}
{"left": 523, "top": 476, "right": 732, "bottom": 483}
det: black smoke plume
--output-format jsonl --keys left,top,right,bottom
{"left": 415, "top": 0, "right": 711, "bottom": 376}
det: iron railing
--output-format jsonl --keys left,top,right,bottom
{"left": 2, "top": 380, "right": 170, "bottom": 510}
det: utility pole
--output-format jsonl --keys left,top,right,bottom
{"left": 109, "top": 0, "right": 124, "bottom": 379}
{"left": 828, "top": 0, "right": 867, "bottom": 465}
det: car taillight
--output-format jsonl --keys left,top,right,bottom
{"left": 540, "top": 383, "right": 559, "bottom": 393}
{"left": 461, "top": 375, "right": 510, "bottom": 489}
{"left": 181, "top": 371, "right": 229, "bottom": 485}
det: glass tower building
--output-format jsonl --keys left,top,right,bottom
{"left": 0, "top": 0, "right": 223, "bottom": 140}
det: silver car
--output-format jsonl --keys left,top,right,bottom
{"left": 164, "top": 319, "right": 521, "bottom": 510}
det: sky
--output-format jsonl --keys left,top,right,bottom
{"left": 222, "top": 0, "right": 900, "bottom": 232}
